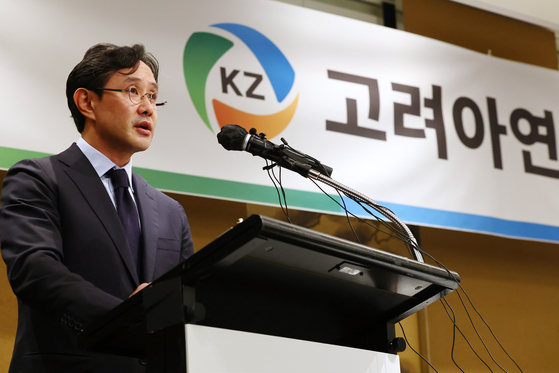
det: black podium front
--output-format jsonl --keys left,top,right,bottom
{"left": 79, "top": 214, "right": 459, "bottom": 372}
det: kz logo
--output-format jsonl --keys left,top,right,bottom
{"left": 183, "top": 23, "right": 298, "bottom": 138}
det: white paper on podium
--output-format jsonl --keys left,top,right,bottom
{"left": 185, "top": 324, "right": 400, "bottom": 373}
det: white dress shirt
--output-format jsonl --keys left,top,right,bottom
{"left": 76, "top": 137, "right": 139, "bottom": 219}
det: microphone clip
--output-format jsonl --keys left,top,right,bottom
{"left": 248, "top": 128, "right": 333, "bottom": 178}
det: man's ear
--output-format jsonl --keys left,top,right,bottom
{"left": 73, "top": 88, "right": 96, "bottom": 121}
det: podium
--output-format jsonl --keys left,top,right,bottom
{"left": 79, "top": 214, "right": 459, "bottom": 372}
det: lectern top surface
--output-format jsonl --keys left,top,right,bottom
{"left": 80, "top": 214, "right": 459, "bottom": 355}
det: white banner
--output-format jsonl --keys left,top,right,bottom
{"left": 2, "top": 0, "right": 559, "bottom": 242}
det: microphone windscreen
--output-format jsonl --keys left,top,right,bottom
{"left": 217, "top": 124, "right": 248, "bottom": 151}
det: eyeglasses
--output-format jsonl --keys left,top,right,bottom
{"left": 96, "top": 87, "right": 167, "bottom": 110}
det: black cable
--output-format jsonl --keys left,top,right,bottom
{"left": 262, "top": 152, "right": 522, "bottom": 373}
{"left": 416, "top": 247, "right": 522, "bottom": 373}
{"left": 313, "top": 180, "right": 361, "bottom": 243}
{"left": 265, "top": 160, "right": 292, "bottom": 224}
{"left": 440, "top": 297, "right": 494, "bottom": 372}
{"left": 316, "top": 180, "right": 522, "bottom": 373}
{"left": 337, "top": 188, "right": 362, "bottom": 244}
{"left": 309, "top": 179, "right": 410, "bottom": 245}
{"left": 316, "top": 182, "right": 414, "bottom": 246}
{"left": 271, "top": 137, "right": 417, "bottom": 250}
{"left": 455, "top": 289, "right": 507, "bottom": 372}
{"left": 398, "top": 322, "right": 440, "bottom": 373}
{"left": 353, "top": 198, "right": 416, "bottom": 245}
{"left": 458, "top": 286, "right": 524, "bottom": 373}
{"left": 319, "top": 179, "right": 522, "bottom": 373}
{"left": 440, "top": 298, "right": 466, "bottom": 373}
{"left": 349, "top": 193, "right": 412, "bottom": 234}
{"left": 274, "top": 166, "right": 292, "bottom": 224}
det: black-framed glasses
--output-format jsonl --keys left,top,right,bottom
{"left": 96, "top": 87, "right": 167, "bottom": 110}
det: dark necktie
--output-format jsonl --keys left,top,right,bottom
{"left": 106, "top": 168, "right": 141, "bottom": 277}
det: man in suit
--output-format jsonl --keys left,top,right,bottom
{"left": 0, "top": 43, "right": 194, "bottom": 372}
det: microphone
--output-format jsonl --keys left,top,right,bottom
{"left": 217, "top": 124, "right": 333, "bottom": 178}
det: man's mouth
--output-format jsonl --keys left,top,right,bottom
{"left": 135, "top": 121, "right": 152, "bottom": 134}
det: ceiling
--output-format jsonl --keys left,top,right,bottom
{"left": 357, "top": 0, "right": 559, "bottom": 31}
{"left": 450, "top": 0, "right": 559, "bottom": 31}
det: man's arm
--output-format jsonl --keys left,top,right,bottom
{"left": 178, "top": 200, "right": 195, "bottom": 262}
{"left": 0, "top": 159, "right": 123, "bottom": 328}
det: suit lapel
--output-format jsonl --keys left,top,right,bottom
{"left": 133, "top": 173, "right": 159, "bottom": 283}
{"left": 59, "top": 144, "right": 140, "bottom": 286}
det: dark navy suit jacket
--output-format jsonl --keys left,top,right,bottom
{"left": 0, "top": 144, "right": 194, "bottom": 372}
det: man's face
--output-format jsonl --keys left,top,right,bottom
{"left": 87, "top": 61, "right": 158, "bottom": 165}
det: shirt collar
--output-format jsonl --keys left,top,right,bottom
{"left": 76, "top": 137, "right": 134, "bottom": 189}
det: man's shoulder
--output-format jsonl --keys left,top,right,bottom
{"left": 2, "top": 144, "right": 91, "bottom": 193}
{"left": 1, "top": 149, "right": 70, "bottom": 205}
{"left": 7, "top": 144, "right": 81, "bottom": 171}
{"left": 5, "top": 153, "right": 58, "bottom": 183}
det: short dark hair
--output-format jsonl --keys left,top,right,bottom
{"left": 66, "top": 43, "right": 159, "bottom": 133}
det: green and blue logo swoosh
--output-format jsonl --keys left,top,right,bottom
{"left": 183, "top": 23, "right": 298, "bottom": 138}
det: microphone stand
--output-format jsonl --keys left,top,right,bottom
{"left": 217, "top": 125, "right": 423, "bottom": 263}
{"left": 307, "top": 168, "right": 425, "bottom": 263}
